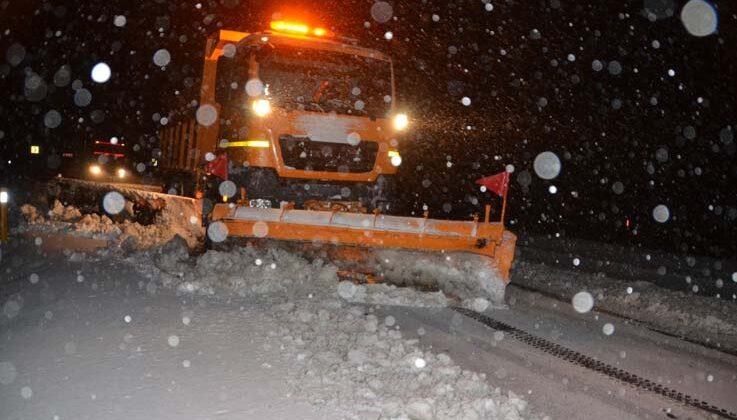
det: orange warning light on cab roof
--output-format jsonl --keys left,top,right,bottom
{"left": 270, "top": 20, "right": 328, "bottom": 37}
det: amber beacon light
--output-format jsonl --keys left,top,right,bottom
{"left": 270, "top": 20, "right": 329, "bottom": 37}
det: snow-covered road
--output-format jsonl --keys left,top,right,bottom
{"left": 380, "top": 289, "right": 737, "bottom": 419}
{"left": 2, "top": 241, "right": 736, "bottom": 419}
{"left": 1, "top": 256, "right": 334, "bottom": 420}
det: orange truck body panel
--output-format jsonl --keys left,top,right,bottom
{"left": 226, "top": 108, "right": 397, "bottom": 182}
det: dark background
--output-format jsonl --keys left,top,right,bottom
{"left": 0, "top": 0, "right": 735, "bottom": 258}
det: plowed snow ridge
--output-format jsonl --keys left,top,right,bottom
{"left": 125, "top": 239, "right": 543, "bottom": 419}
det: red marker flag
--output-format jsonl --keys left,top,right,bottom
{"left": 476, "top": 171, "right": 509, "bottom": 198}
{"left": 205, "top": 153, "right": 228, "bottom": 180}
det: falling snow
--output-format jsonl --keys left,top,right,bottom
{"left": 1, "top": 2, "right": 736, "bottom": 418}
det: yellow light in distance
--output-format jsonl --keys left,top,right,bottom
{"left": 89, "top": 165, "right": 102, "bottom": 176}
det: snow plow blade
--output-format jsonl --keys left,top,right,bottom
{"left": 210, "top": 204, "right": 516, "bottom": 304}
{"left": 43, "top": 177, "right": 204, "bottom": 247}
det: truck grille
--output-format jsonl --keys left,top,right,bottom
{"left": 279, "top": 136, "right": 378, "bottom": 173}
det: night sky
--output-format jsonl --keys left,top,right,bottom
{"left": 0, "top": 0, "right": 735, "bottom": 257}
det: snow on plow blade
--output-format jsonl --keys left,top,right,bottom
{"left": 210, "top": 204, "right": 516, "bottom": 304}
{"left": 45, "top": 178, "right": 204, "bottom": 247}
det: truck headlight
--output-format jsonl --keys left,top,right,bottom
{"left": 89, "top": 165, "right": 102, "bottom": 176}
{"left": 393, "top": 113, "right": 409, "bottom": 131}
{"left": 252, "top": 99, "right": 271, "bottom": 117}
{"left": 117, "top": 168, "right": 127, "bottom": 178}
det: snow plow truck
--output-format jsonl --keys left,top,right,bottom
{"left": 157, "top": 20, "right": 517, "bottom": 303}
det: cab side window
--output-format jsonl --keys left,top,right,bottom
{"left": 215, "top": 49, "right": 249, "bottom": 108}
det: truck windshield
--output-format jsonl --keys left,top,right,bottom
{"left": 257, "top": 44, "right": 392, "bottom": 118}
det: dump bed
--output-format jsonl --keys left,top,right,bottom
{"left": 157, "top": 118, "right": 202, "bottom": 172}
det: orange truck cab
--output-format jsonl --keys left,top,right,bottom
{"left": 160, "top": 21, "right": 409, "bottom": 211}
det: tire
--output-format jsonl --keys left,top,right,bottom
{"left": 243, "top": 168, "right": 279, "bottom": 207}
{"left": 371, "top": 175, "right": 395, "bottom": 213}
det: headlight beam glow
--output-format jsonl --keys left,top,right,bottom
{"left": 252, "top": 99, "right": 271, "bottom": 117}
{"left": 393, "top": 113, "right": 409, "bottom": 131}
{"left": 388, "top": 150, "right": 402, "bottom": 167}
{"left": 89, "top": 165, "right": 102, "bottom": 176}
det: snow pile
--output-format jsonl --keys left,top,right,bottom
{"left": 274, "top": 301, "right": 537, "bottom": 420}
{"left": 149, "top": 241, "right": 338, "bottom": 301}
{"left": 137, "top": 239, "right": 446, "bottom": 307}
{"left": 138, "top": 237, "right": 507, "bottom": 309}
{"left": 19, "top": 199, "right": 83, "bottom": 223}
{"left": 121, "top": 238, "right": 541, "bottom": 418}
{"left": 50, "top": 199, "right": 82, "bottom": 221}
{"left": 17, "top": 200, "right": 200, "bottom": 250}
{"left": 20, "top": 201, "right": 120, "bottom": 237}
{"left": 514, "top": 260, "right": 737, "bottom": 339}
{"left": 337, "top": 280, "right": 449, "bottom": 308}
{"left": 372, "top": 249, "right": 508, "bottom": 307}
{"left": 4, "top": 246, "right": 540, "bottom": 420}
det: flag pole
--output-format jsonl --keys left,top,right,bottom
{"left": 500, "top": 172, "right": 509, "bottom": 225}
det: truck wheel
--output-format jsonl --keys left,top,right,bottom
{"left": 244, "top": 168, "right": 279, "bottom": 208}
{"left": 371, "top": 175, "right": 394, "bottom": 213}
